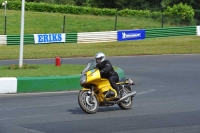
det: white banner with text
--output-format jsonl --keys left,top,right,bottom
{"left": 34, "top": 33, "right": 66, "bottom": 44}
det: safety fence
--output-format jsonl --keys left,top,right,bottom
{"left": 0, "top": 26, "right": 199, "bottom": 46}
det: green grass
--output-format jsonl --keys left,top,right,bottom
{"left": 0, "top": 9, "right": 172, "bottom": 34}
{"left": 0, "top": 64, "right": 119, "bottom": 77}
{"left": 0, "top": 64, "right": 85, "bottom": 77}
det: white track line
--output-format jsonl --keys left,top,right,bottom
{"left": 137, "top": 89, "right": 156, "bottom": 95}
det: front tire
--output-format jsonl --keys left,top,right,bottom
{"left": 118, "top": 87, "right": 133, "bottom": 110}
{"left": 78, "top": 90, "right": 99, "bottom": 114}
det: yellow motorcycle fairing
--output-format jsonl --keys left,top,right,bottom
{"left": 80, "top": 69, "right": 117, "bottom": 102}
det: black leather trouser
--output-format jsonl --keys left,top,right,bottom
{"left": 108, "top": 75, "right": 119, "bottom": 94}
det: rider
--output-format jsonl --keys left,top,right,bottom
{"left": 95, "top": 52, "right": 120, "bottom": 99}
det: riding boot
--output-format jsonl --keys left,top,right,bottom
{"left": 115, "top": 87, "right": 121, "bottom": 99}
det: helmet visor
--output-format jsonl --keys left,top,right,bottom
{"left": 96, "top": 57, "right": 102, "bottom": 63}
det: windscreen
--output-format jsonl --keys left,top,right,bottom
{"left": 81, "top": 60, "right": 96, "bottom": 74}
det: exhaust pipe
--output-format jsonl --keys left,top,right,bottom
{"left": 117, "top": 91, "right": 137, "bottom": 102}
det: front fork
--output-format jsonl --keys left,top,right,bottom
{"left": 87, "top": 86, "right": 95, "bottom": 103}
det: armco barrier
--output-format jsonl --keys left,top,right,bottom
{"left": 0, "top": 26, "right": 200, "bottom": 45}
{"left": 145, "top": 26, "right": 196, "bottom": 38}
{"left": 77, "top": 31, "right": 117, "bottom": 43}
{"left": 0, "top": 68, "right": 125, "bottom": 94}
{"left": 6, "top": 33, "right": 78, "bottom": 45}
{"left": 1, "top": 26, "right": 198, "bottom": 45}
{"left": 7, "top": 34, "right": 35, "bottom": 45}
{"left": 197, "top": 26, "right": 200, "bottom": 36}
{"left": 0, "top": 35, "right": 7, "bottom": 46}
{"left": 66, "top": 33, "right": 78, "bottom": 43}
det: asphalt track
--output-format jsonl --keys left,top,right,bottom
{"left": 0, "top": 54, "right": 200, "bottom": 133}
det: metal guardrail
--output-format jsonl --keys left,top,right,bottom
{"left": 0, "top": 35, "right": 7, "bottom": 46}
{"left": 7, "top": 34, "right": 34, "bottom": 45}
{"left": 77, "top": 31, "right": 117, "bottom": 43}
{"left": 145, "top": 26, "right": 197, "bottom": 38}
{"left": 6, "top": 33, "right": 78, "bottom": 45}
{"left": 0, "top": 26, "right": 198, "bottom": 45}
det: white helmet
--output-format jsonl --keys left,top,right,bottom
{"left": 95, "top": 52, "right": 106, "bottom": 63}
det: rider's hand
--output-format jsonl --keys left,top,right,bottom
{"left": 96, "top": 63, "right": 101, "bottom": 68}
{"left": 100, "top": 70, "right": 104, "bottom": 74}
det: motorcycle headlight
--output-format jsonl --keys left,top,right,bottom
{"left": 80, "top": 74, "right": 87, "bottom": 84}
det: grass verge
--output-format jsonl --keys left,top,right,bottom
{"left": 0, "top": 9, "right": 173, "bottom": 34}
{"left": 0, "top": 64, "right": 85, "bottom": 77}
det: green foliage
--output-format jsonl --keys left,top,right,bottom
{"left": 3, "top": 1, "right": 195, "bottom": 23}
{"left": 1, "top": 0, "right": 199, "bottom": 11}
{"left": 1, "top": 1, "right": 195, "bottom": 27}
{"left": 118, "top": 9, "right": 151, "bottom": 18}
{"left": 161, "top": 0, "right": 171, "bottom": 9}
{"left": 3, "top": 1, "right": 151, "bottom": 17}
{"left": 194, "top": 10, "right": 200, "bottom": 24}
{"left": 151, "top": 11, "right": 162, "bottom": 20}
{"left": 5, "top": 1, "right": 22, "bottom": 10}
{"left": 164, "top": 3, "right": 194, "bottom": 24}
{"left": 5, "top": 1, "right": 116, "bottom": 16}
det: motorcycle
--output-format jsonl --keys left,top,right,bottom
{"left": 78, "top": 60, "right": 137, "bottom": 114}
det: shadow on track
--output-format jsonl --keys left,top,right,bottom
{"left": 67, "top": 106, "right": 121, "bottom": 114}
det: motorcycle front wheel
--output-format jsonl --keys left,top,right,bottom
{"left": 118, "top": 87, "right": 133, "bottom": 110}
{"left": 78, "top": 90, "right": 99, "bottom": 114}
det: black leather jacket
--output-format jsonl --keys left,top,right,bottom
{"left": 96, "top": 60, "right": 117, "bottom": 78}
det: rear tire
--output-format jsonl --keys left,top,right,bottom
{"left": 118, "top": 87, "right": 133, "bottom": 110}
{"left": 78, "top": 90, "right": 99, "bottom": 114}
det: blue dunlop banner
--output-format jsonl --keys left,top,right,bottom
{"left": 34, "top": 33, "right": 66, "bottom": 44}
{"left": 117, "top": 30, "right": 145, "bottom": 41}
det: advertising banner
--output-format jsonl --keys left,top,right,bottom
{"left": 117, "top": 30, "right": 145, "bottom": 41}
{"left": 197, "top": 26, "right": 200, "bottom": 36}
{"left": 34, "top": 33, "right": 66, "bottom": 44}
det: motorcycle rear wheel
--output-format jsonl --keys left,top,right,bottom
{"left": 118, "top": 87, "right": 133, "bottom": 110}
{"left": 78, "top": 90, "right": 99, "bottom": 114}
